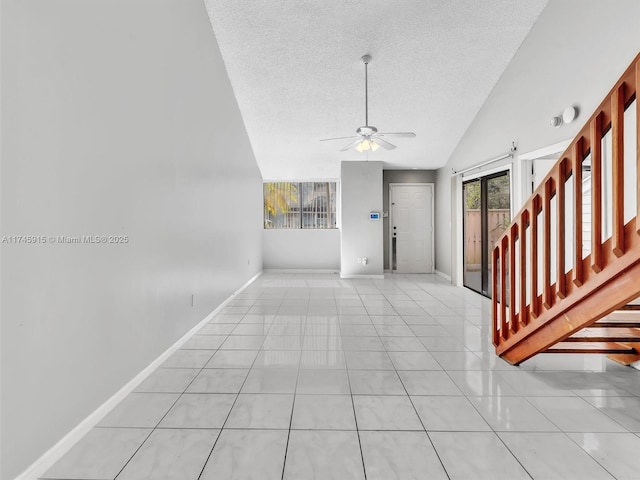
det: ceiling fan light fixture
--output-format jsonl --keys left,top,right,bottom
{"left": 355, "top": 139, "right": 369, "bottom": 152}
{"left": 354, "top": 138, "right": 379, "bottom": 152}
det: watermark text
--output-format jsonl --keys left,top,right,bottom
{"left": 1, "top": 235, "right": 129, "bottom": 245}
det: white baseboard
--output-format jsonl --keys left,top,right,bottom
{"left": 340, "top": 273, "right": 385, "bottom": 279}
{"left": 15, "top": 270, "right": 263, "bottom": 480}
{"left": 263, "top": 268, "right": 339, "bottom": 274}
{"left": 435, "top": 270, "right": 452, "bottom": 282}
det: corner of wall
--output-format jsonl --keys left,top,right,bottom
{"left": 340, "top": 161, "right": 383, "bottom": 277}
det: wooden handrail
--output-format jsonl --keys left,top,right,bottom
{"left": 492, "top": 52, "right": 640, "bottom": 364}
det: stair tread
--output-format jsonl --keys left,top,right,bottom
{"left": 619, "top": 304, "right": 640, "bottom": 310}
{"left": 601, "top": 311, "right": 640, "bottom": 321}
{"left": 592, "top": 321, "right": 640, "bottom": 328}
{"left": 546, "top": 342, "right": 637, "bottom": 354}
{"left": 567, "top": 327, "right": 640, "bottom": 342}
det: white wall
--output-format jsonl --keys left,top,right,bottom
{"left": 340, "top": 161, "right": 383, "bottom": 277}
{"left": 435, "top": 0, "right": 640, "bottom": 279}
{"left": 0, "top": 1, "right": 263, "bottom": 478}
{"left": 263, "top": 229, "right": 340, "bottom": 270}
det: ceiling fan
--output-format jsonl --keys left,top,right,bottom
{"left": 320, "top": 54, "right": 416, "bottom": 152}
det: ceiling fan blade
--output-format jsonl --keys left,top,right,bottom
{"left": 320, "top": 135, "right": 359, "bottom": 142}
{"left": 373, "top": 137, "right": 396, "bottom": 150}
{"left": 340, "top": 138, "right": 364, "bottom": 152}
{"left": 378, "top": 132, "right": 416, "bottom": 138}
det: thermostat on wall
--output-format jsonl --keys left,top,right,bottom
{"left": 369, "top": 212, "right": 380, "bottom": 220}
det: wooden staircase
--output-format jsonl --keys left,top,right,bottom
{"left": 547, "top": 310, "right": 640, "bottom": 362}
{"left": 492, "top": 52, "right": 640, "bottom": 365}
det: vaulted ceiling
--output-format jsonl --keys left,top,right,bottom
{"left": 205, "top": 0, "right": 548, "bottom": 179}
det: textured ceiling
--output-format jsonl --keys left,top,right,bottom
{"left": 204, "top": 0, "right": 548, "bottom": 179}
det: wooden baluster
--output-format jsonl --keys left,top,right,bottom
{"left": 492, "top": 246, "right": 500, "bottom": 346}
{"left": 612, "top": 84, "right": 625, "bottom": 257}
{"left": 556, "top": 159, "right": 566, "bottom": 299}
{"left": 509, "top": 224, "right": 518, "bottom": 333}
{"left": 519, "top": 210, "right": 528, "bottom": 327}
{"left": 574, "top": 138, "right": 584, "bottom": 285}
{"left": 591, "top": 115, "right": 603, "bottom": 272}
{"left": 637, "top": 60, "right": 640, "bottom": 235}
{"left": 501, "top": 236, "right": 509, "bottom": 340}
{"left": 543, "top": 178, "right": 554, "bottom": 309}
{"left": 530, "top": 195, "right": 540, "bottom": 318}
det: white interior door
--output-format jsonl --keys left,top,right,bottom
{"left": 391, "top": 184, "right": 434, "bottom": 273}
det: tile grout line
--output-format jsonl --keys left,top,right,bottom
{"left": 408, "top": 275, "right": 541, "bottom": 479}
{"left": 112, "top": 293, "right": 265, "bottom": 479}
{"left": 563, "top": 429, "right": 632, "bottom": 479}
{"left": 513, "top": 392, "right": 631, "bottom": 479}
{"left": 418, "top": 288, "right": 537, "bottom": 480}
{"left": 111, "top": 324, "right": 236, "bottom": 479}
{"left": 426, "top": 284, "right": 550, "bottom": 480}
{"left": 40, "top": 287, "right": 265, "bottom": 478}
{"left": 279, "top": 288, "right": 308, "bottom": 480}
{"left": 195, "top": 296, "right": 276, "bottom": 480}
{"left": 458, "top": 376, "right": 536, "bottom": 480}
{"left": 376, "top": 278, "right": 452, "bottom": 480}
{"left": 348, "top": 283, "right": 374, "bottom": 480}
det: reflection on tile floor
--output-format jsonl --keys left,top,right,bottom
{"left": 42, "top": 273, "right": 640, "bottom": 479}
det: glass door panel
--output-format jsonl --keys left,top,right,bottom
{"left": 463, "top": 171, "right": 511, "bottom": 298}
{"left": 486, "top": 173, "right": 511, "bottom": 297}
{"left": 463, "top": 180, "right": 482, "bottom": 293}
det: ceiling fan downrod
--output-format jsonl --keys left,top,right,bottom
{"left": 362, "top": 54, "right": 371, "bottom": 127}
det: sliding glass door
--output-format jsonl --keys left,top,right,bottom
{"left": 463, "top": 171, "right": 511, "bottom": 297}
{"left": 463, "top": 180, "right": 482, "bottom": 292}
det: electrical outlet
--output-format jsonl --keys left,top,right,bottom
{"left": 357, "top": 257, "right": 362, "bottom": 264}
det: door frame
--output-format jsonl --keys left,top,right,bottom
{"left": 389, "top": 183, "right": 435, "bottom": 274}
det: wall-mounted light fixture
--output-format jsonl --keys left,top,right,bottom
{"left": 550, "top": 106, "right": 579, "bottom": 128}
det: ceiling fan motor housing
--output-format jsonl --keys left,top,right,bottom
{"left": 356, "top": 126, "right": 377, "bottom": 136}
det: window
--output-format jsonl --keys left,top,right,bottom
{"left": 264, "top": 182, "right": 337, "bottom": 229}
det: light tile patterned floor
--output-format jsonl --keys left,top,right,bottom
{"left": 42, "top": 272, "right": 640, "bottom": 479}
